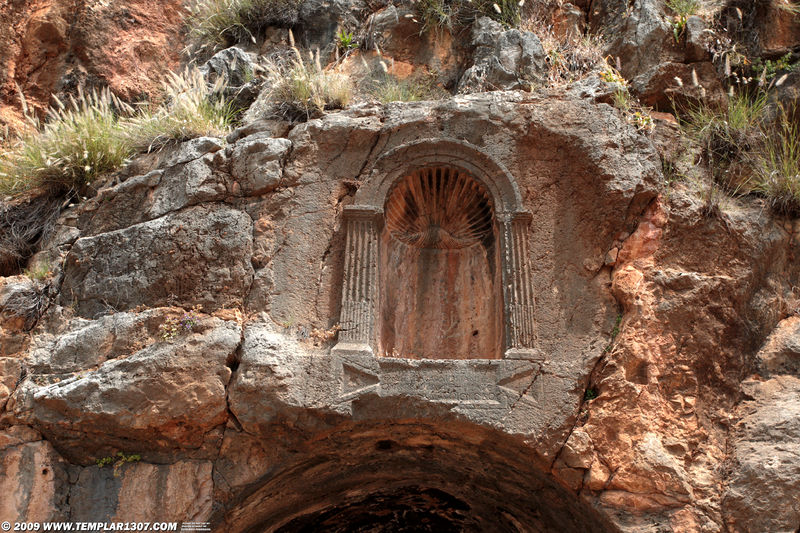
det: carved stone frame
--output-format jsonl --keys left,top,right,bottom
{"left": 333, "top": 139, "right": 540, "bottom": 360}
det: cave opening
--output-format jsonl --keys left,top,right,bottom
{"left": 219, "top": 421, "right": 618, "bottom": 533}
{"left": 379, "top": 167, "right": 503, "bottom": 359}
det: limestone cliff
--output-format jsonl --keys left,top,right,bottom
{"left": 1, "top": 0, "right": 800, "bottom": 532}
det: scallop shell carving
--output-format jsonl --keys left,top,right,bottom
{"left": 385, "top": 167, "right": 494, "bottom": 249}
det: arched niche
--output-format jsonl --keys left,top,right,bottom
{"left": 333, "top": 139, "right": 539, "bottom": 360}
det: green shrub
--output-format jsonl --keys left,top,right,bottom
{"left": 266, "top": 49, "right": 352, "bottom": 120}
{"left": 187, "top": 0, "right": 302, "bottom": 53}
{"left": 123, "top": 68, "right": 235, "bottom": 152}
{"left": 0, "top": 88, "right": 131, "bottom": 195}
{"left": 336, "top": 29, "right": 357, "bottom": 52}
{"left": 751, "top": 52, "right": 796, "bottom": 82}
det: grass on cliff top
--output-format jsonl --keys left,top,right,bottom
{"left": 0, "top": 68, "right": 234, "bottom": 196}
{"left": 186, "top": 0, "right": 303, "bottom": 54}
{"left": 415, "top": 0, "right": 521, "bottom": 33}
{"left": 124, "top": 68, "right": 236, "bottom": 152}
{"left": 0, "top": 88, "right": 131, "bottom": 195}
{"left": 680, "top": 92, "right": 800, "bottom": 216}
{"left": 264, "top": 48, "right": 352, "bottom": 120}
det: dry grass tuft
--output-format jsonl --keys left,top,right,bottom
{"left": 186, "top": 0, "right": 303, "bottom": 53}
{"left": 264, "top": 48, "right": 352, "bottom": 120}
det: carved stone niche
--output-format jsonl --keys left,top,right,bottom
{"left": 333, "top": 139, "right": 539, "bottom": 361}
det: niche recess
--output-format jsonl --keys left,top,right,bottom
{"left": 333, "top": 139, "right": 538, "bottom": 361}
{"left": 380, "top": 167, "right": 503, "bottom": 359}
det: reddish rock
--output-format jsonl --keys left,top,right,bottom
{"left": 0, "top": 0, "right": 185, "bottom": 130}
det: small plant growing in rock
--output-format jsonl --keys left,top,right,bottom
{"left": 159, "top": 304, "right": 203, "bottom": 341}
{"left": 96, "top": 452, "right": 141, "bottom": 477}
{"left": 336, "top": 29, "right": 357, "bottom": 52}
{"left": 599, "top": 64, "right": 626, "bottom": 86}
{"left": 611, "top": 84, "right": 654, "bottom": 133}
{"left": 584, "top": 388, "right": 598, "bottom": 401}
{"left": 23, "top": 261, "right": 51, "bottom": 281}
{"left": 309, "top": 324, "right": 341, "bottom": 345}
{"left": 751, "top": 52, "right": 796, "bottom": 82}
{"left": 666, "top": 0, "right": 699, "bottom": 42}
{"left": 603, "top": 313, "right": 623, "bottom": 353}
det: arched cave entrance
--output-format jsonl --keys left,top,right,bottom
{"left": 379, "top": 167, "right": 503, "bottom": 359}
{"left": 215, "top": 420, "right": 618, "bottom": 533}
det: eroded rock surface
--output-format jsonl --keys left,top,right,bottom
{"left": 0, "top": 79, "right": 799, "bottom": 532}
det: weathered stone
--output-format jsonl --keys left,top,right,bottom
{"left": 458, "top": 18, "right": 546, "bottom": 93}
{"left": 13, "top": 315, "right": 240, "bottom": 462}
{"left": 70, "top": 461, "right": 213, "bottom": 522}
{"left": 62, "top": 205, "right": 253, "bottom": 317}
{"left": 684, "top": 16, "right": 709, "bottom": 63}
{"left": 0, "top": 439, "right": 68, "bottom": 522}
{"left": 589, "top": 0, "right": 681, "bottom": 80}
{"left": 561, "top": 428, "right": 594, "bottom": 469}
{"left": 199, "top": 47, "right": 254, "bottom": 89}
{"left": 230, "top": 135, "right": 292, "bottom": 196}
{"left": 226, "top": 119, "right": 292, "bottom": 144}
{"left": 160, "top": 137, "right": 225, "bottom": 168}
{"left": 552, "top": 3, "right": 586, "bottom": 41}
{"left": 757, "top": 316, "right": 800, "bottom": 376}
{"left": 296, "top": 0, "right": 364, "bottom": 55}
{"left": 631, "top": 61, "right": 726, "bottom": 111}
{"left": 199, "top": 47, "right": 262, "bottom": 111}
{"left": 0, "top": 0, "right": 184, "bottom": 132}
{"left": 723, "top": 376, "right": 800, "bottom": 532}
{"left": 361, "top": 5, "right": 465, "bottom": 88}
{"left": 26, "top": 309, "right": 165, "bottom": 375}
{"left": 0, "top": 358, "right": 22, "bottom": 411}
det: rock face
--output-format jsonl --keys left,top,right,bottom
{"left": 2, "top": 2, "right": 800, "bottom": 529}
{"left": 458, "top": 17, "right": 547, "bottom": 93}
{"left": 0, "top": 0, "right": 185, "bottom": 130}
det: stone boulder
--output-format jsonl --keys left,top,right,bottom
{"left": 229, "top": 134, "right": 292, "bottom": 196}
{"left": 458, "top": 17, "right": 546, "bottom": 93}
{"left": 12, "top": 314, "right": 240, "bottom": 462}
{"left": 757, "top": 316, "right": 800, "bottom": 376}
{"left": 589, "top": 0, "right": 681, "bottom": 79}
{"left": 723, "top": 376, "right": 800, "bottom": 532}
{"left": 79, "top": 137, "right": 227, "bottom": 235}
{"left": 61, "top": 205, "right": 254, "bottom": 317}
{"left": 199, "top": 47, "right": 262, "bottom": 111}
